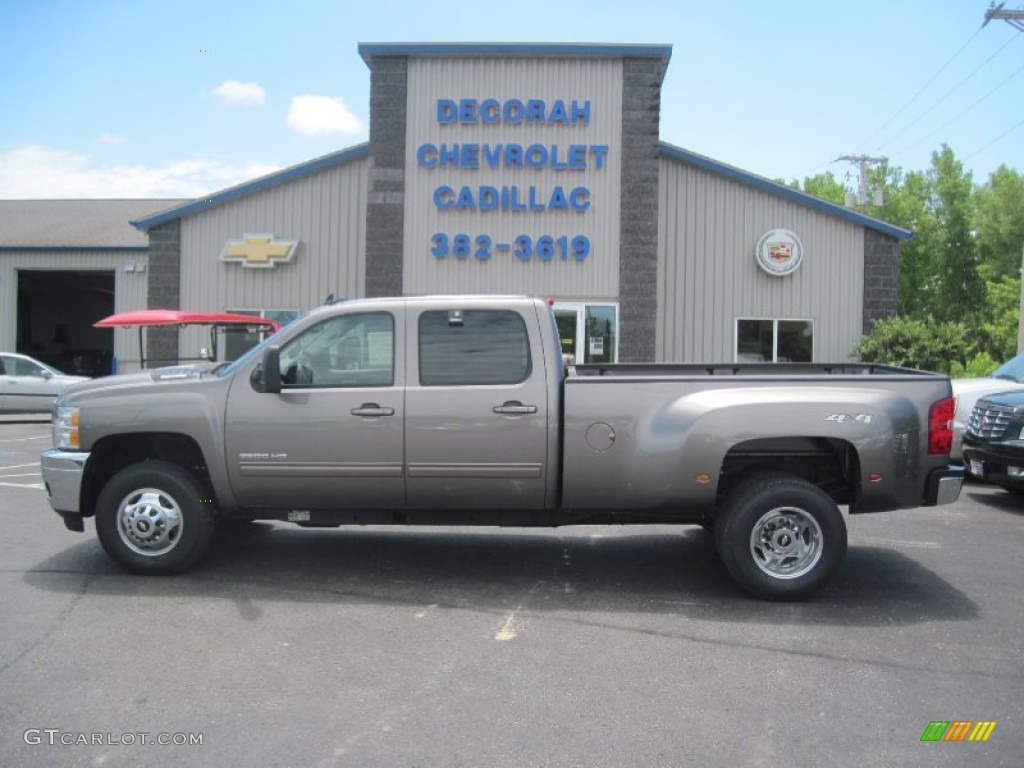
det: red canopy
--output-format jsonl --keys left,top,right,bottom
{"left": 94, "top": 309, "right": 281, "bottom": 331}
{"left": 93, "top": 310, "right": 281, "bottom": 369}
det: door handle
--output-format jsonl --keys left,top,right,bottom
{"left": 493, "top": 400, "right": 538, "bottom": 415}
{"left": 350, "top": 403, "right": 395, "bottom": 417}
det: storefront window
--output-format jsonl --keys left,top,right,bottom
{"left": 736, "top": 318, "right": 813, "bottom": 363}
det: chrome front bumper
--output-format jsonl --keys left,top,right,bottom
{"left": 41, "top": 449, "right": 90, "bottom": 515}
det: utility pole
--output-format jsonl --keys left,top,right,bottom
{"left": 984, "top": 2, "right": 1024, "bottom": 31}
{"left": 834, "top": 154, "right": 887, "bottom": 209}
{"left": 983, "top": 4, "right": 1024, "bottom": 350}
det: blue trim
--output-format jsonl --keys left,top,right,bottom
{"left": 131, "top": 144, "right": 371, "bottom": 230}
{"left": 358, "top": 42, "right": 672, "bottom": 65}
{"left": 0, "top": 246, "right": 147, "bottom": 252}
{"left": 659, "top": 142, "right": 914, "bottom": 241}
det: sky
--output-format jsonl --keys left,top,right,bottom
{"left": 1, "top": 0, "right": 1022, "bottom": 200}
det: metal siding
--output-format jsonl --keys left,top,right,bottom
{"left": 178, "top": 157, "right": 368, "bottom": 355}
{"left": 657, "top": 158, "right": 865, "bottom": 362}
{"left": 0, "top": 250, "right": 148, "bottom": 369}
{"left": 403, "top": 57, "right": 622, "bottom": 299}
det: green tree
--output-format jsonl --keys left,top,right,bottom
{"left": 856, "top": 316, "right": 976, "bottom": 373}
{"left": 975, "top": 165, "right": 1024, "bottom": 281}
{"left": 929, "top": 145, "right": 984, "bottom": 322}
{"left": 794, "top": 171, "right": 848, "bottom": 205}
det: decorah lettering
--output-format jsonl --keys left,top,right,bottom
{"left": 436, "top": 98, "right": 591, "bottom": 125}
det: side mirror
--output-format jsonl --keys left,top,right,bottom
{"left": 252, "top": 345, "right": 282, "bottom": 394}
{"left": 41, "top": 369, "right": 54, "bottom": 380}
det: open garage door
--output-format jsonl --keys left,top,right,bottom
{"left": 17, "top": 270, "right": 115, "bottom": 377}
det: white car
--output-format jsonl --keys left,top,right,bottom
{"left": 0, "top": 353, "right": 90, "bottom": 413}
{"left": 950, "top": 352, "right": 1024, "bottom": 462}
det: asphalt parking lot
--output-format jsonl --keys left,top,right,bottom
{"left": 0, "top": 416, "right": 1021, "bottom": 767}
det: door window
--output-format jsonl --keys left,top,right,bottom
{"left": 418, "top": 310, "right": 531, "bottom": 386}
{"left": 279, "top": 312, "right": 395, "bottom": 388}
{"left": 552, "top": 303, "right": 618, "bottom": 364}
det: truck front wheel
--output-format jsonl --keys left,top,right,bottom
{"left": 95, "top": 461, "right": 215, "bottom": 574}
{"left": 715, "top": 475, "right": 846, "bottom": 600}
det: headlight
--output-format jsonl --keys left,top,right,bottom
{"left": 53, "top": 406, "right": 80, "bottom": 450}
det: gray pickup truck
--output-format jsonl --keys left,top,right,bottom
{"left": 41, "top": 295, "right": 963, "bottom": 600}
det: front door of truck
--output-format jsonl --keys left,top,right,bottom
{"left": 404, "top": 304, "right": 550, "bottom": 511}
{"left": 224, "top": 309, "right": 404, "bottom": 510}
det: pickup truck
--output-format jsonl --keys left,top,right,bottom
{"left": 41, "top": 295, "right": 963, "bottom": 600}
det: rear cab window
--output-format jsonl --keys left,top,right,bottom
{"left": 418, "top": 310, "right": 531, "bottom": 386}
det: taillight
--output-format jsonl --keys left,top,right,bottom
{"left": 928, "top": 396, "right": 955, "bottom": 455}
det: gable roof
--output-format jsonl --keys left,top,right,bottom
{"left": 131, "top": 143, "right": 370, "bottom": 231}
{"left": 0, "top": 199, "right": 186, "bottom": 248}
{"left": 125, "top": 138, "right": 911, "bottom": 241}
{"left": 659, "top": 142, "right": 913, "bottom": 240}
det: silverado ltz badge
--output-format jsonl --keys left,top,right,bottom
{"left": 756, "top": 228, "right": 803, "bottom": 276}
{"left": 221, "top": 234, "right": 299, "bottom": 269}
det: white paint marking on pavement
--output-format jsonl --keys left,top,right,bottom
{"left": 0, "top": 463, "right": 41, "bottom": 470}
{"left": 0, "top": 473, "right": 42, "bottom": 478}
{"left": 495, "top": 610, "right": 519, "bottom": 641}
{"left": 0, "top": 481, "right": 45, "bottom": 489}
{"left": 0, "top": 436, "right": 48, "bottom": 444}
{"left": 414, "top": 604, "right": 438, "bottom": 619}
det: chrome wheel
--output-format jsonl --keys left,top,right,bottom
{"left": 749, "top": 506, "right": 823, "bottom": 579}
{"left": 116, "top": 487, "right": 184, "bottom": 557}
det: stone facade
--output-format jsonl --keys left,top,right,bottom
{"left": 145, "top": 219, "right": 181, "bottom": 365}
{"left": 862, "top": 229, "right": 899, "bottom": 333}
{"left": 618, "top": 57, "right": 668, "bottom": 362}
{"left": 364, "top": 56, "right": 407, "bottom": 298}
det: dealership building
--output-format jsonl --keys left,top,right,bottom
{"left": 0, "top": 43, "right": 910, "bottom": 373}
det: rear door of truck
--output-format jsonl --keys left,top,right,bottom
{"left": 403, "top": 301, "right": 551, "bottom": 510}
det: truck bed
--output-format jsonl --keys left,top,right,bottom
{"left": 570, "top": 362, "right": 938, "bottom": 378}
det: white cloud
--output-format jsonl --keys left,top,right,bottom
{"left": 0, "top": 145, "right": 280, "bottom": 198}
{"left": 287, "top": 94, "right": 362, "bottom": 136}
{"left": 212, "top": 80, "right": 267, "bottom": 105}
{"left": 99, "top": 133, "right": 127, "bottom": 145}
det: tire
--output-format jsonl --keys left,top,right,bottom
{"left": 95, "top": 461, "right": 216, "bottom": 575}
{"left": 715, "top": 474, "right": 846, "bottom": 601}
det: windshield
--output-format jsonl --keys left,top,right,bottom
{"left": 989, "top": 352, "right": 1024, "bottom": 382}
{"left": 215, "top": 328, "right": 287, "bottom": 377}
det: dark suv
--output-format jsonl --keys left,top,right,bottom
{"left": 962, "top": 391, "right": 1024, "bottom": 495}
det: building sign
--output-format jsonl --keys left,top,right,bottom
{"left": 755, "top": 228, "right": 803, "bottom": 276}
{"left": 415, "top": 97, "right": 608, "bottom": 264}
{"left": 221, "top": 234, "right": 298, "bottom": 269}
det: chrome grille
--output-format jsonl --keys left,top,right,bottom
{"left": 967, "top": 401, "right": 1016, "bottom": 439}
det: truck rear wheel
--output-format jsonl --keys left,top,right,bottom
{"left": 95, "top": 461, "right": 215, "bottom": 574}
{"left": 715, "top": 475, "right": 846, "bottom": 600}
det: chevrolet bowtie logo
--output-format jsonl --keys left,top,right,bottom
{"left": 221, "top": 234, "right": 299, "bottom": 269}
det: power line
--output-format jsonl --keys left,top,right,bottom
{"left": 857, "top": 27, "right": 982, "bottom": 150}
{"left": 888, "top": 60, "right": 1024, "bottom": 161}
{"left": 876, "top": 32, "right": 1020, "bottom": 152}
{"left": 963, "top": 115, "right": 1024, "bottom": 162}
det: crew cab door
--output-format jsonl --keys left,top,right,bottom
{"left": 224, "top": 308, "right": 404, "bottom": 510}
{"left": 404, "top": 304, "right": 550, "bottom": 510}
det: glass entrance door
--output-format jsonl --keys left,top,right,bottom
{"left": 554, "top": 308, "right": 580, "bottom": 364}
{"left": 552, "top": 303, "right": 618, "bottom": 364}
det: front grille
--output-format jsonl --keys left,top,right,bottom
{"left": 967, "top": 401, "right": 1016, "bottom": 439}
